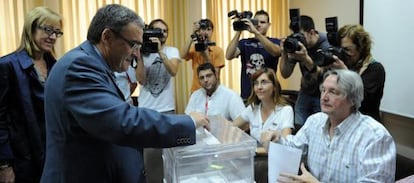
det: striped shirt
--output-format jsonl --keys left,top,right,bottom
{"left": 281, "top": 112, "right": 396, "bottom": 182}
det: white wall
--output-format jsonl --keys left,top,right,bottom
{"left": 364, "top": 0, "right": 414, "bottom": 118}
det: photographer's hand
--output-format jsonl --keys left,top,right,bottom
{"left": 330, "top": 55, "right": 348, "bottom": 69}
{"left": 279, "top": 38, "right": 298, "bottom": 78}
{"left": 244, "top": 18, "right": 281, "bottom": 57}
{"left": 231, "top": 17, "right": 242, "bottom": 32}
{"left": 287, "top": 42, "right": 317, "bottom": 72}
{"left": 289, "top": 42, "right": 308, "bottom": 59}
{"left": 149, "top": 37, "right": 162, "bottom": 52}
{"left": 192, "top": 21, "right": 200, "bottom": 34}
{"left": 242, "top": 18, "right": 259, "bottom": 34}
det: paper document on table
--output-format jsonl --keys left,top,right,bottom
{"left": 268, "top": 142, "right": 302, "bottom": 183}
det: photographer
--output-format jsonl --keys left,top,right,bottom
{"left": 226, "top": 10, "right": 281, "bottom": 102}
{"left": 279, "top": 15, "right": 331, "bottom": 126}
{"left": 180, "top": 19, "right": 225, "bottom": 93}
{"left": 328, "top": 24, "right": 385, "bottom": 122}
{"left": 135, "top": 19, "right": 182, "bottom": 183}
{"left": 136, "top": 19, "right": 180, "bottom": 114}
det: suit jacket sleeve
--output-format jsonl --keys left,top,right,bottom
{"left": 62, "top": 55, "right": 195, "bottom": 148}
{"left": 0, "top": 59, "right": 14, "bottom": 160}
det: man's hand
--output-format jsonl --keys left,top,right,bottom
{"left": 241, "top": 18, "right": 259, "bottom": 34}
{"left": 189, "top": 112, "right": 210, "bottom": 131}
{"left": 0, "top": 166, "right": 15, "bottom": 183}
{"left": 148, "top": 37, "right": 162, "bottom": 51}
{"left": 278, "top": 163, "right": 320, "bottom": 183}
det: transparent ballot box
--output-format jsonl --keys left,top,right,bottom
{"left": 163, "top": 115, "right": 257, "bottom": 183}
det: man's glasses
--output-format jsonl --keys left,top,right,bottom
{"left": 38, "top": 25, "right": 63, "bottom": 38}
{"left": 112, "top": 30, "right": 142, "bottom": 50}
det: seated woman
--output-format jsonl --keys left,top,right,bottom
{"left": 233, "top": 68, "right": 294, "bottom": 183}
{"left": 233, "top": 68, "right": 294, "bottom": 147}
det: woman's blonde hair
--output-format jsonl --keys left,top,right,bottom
{"left": 17, "top": 6, "right": 62, "bottom": 57}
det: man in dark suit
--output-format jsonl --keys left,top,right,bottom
{"left": 40, "top": 4, "right": 209, "bottom": 183}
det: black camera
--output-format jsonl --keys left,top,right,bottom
{"left": 228, "top": 10, "right": 258, "bottom": 31}
{"left": 141, "top": 28, "right": 164, "bottom": 53}
{"left": 198, "top": 19, "right": 210, "bottom": 30}
{"left": 284, "top": 9, "right": 306, "bottom": 53}
{"left": 192, "top": 34, "right": 216, "bottom": 52}
{"left": 192, "top": 19, "right": 216, "bottom": 52}
{"left": 315, "top": 17, "right": 348, "bottom": 66}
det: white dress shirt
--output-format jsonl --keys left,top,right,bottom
{"left": 185, "top": 85, "right": 245, "bottom": 121}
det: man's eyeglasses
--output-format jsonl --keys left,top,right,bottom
{"left": 112, "top": 31, "right": 142, "bottom": 50}
{"left": 38, "top": 25, "right": 63, "bottom": 38}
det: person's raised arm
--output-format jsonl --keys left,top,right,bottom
{"left": 256, "top": 33, "right": 281, "bottom": 57}
{"left": 180, "top": 21, "right": 199, "bottom": 59}
{"left": 135, "top": 56, "right": 146, "bottom": 85}
{"left": 159, "top": 48, "right": 180, "bottom": 76}
{"left": 244, "top": 18, "right": 281, "bottom": 57}
{"left": 279, "top": 39, "right": 296, "bottom": 79}
{"left": 226, "top": 31, "right": 242, "bottom": 60}
{"left": 180, "top": 36, "right": 193, "bottom": 59}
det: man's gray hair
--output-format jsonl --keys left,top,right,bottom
{"left": 87, "top": 4, "right": 145, "bottom": 44}
{"left": 322, "top": 69, "right": 364, "bottom": 112}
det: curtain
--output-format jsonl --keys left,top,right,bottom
{"left": 0, "top": 0, "right": 43, "bottom": 56}
{"left": 58, "top": 0, "right": 180, "bottom": 57}
{"left": 0, "top": 0, "right": 182, "bottom": 58}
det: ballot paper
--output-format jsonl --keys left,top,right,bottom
{"left": 268, "top": 142, "right": 302, "bottom": 183}
{"left": 197, "top": 128, "right": 221, "bottom": 145}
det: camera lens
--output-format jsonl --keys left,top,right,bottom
{"left": 284, "top": 37, "right": 299, "bottom": 53}
{"left": 283, "top": 33, "right": 306, "bottom": 53}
